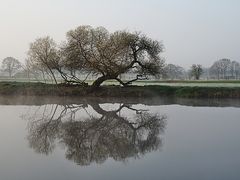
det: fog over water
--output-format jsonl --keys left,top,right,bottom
{"left": 0, "top": 0, "right": 240, "bottom": 67}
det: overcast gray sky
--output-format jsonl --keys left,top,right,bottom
{"left": 0, "top": 0, "right": 239, "bottom": 68}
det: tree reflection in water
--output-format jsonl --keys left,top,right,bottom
{"left": 23, "top": 103, "right": 167, "bottom": 166}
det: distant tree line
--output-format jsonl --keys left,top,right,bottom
{"left": 162, "top": 59, "right": 240, "bottom": 80}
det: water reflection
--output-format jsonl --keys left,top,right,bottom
{"left": 23, "top": 103, "right": 167, "bottom": 166}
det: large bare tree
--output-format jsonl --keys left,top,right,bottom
{"left": 64, "top": 25, "right": 165, "bottom": 88}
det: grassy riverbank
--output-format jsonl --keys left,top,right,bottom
{"left": 0, "top": 81, "right": 240, "bottom": 98}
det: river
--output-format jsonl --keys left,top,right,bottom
{"left": 0, "top": 96, "right": 239, "bottom": 180}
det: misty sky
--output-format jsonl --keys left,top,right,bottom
{"left": 0, "top": 0, "right": 239, "bottom": 68}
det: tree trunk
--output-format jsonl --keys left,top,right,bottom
{"left": 91, "top": 76, "right": 109, "bottom": 88}
{"left": 115, "top": 78, "right": 128, "bottom": 87}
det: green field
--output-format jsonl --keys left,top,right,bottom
{"left": 102, "top": 80, "right": 240, "bottom": 87}
{"left": 1, "top": 77, "right": 240, "bottom": 87}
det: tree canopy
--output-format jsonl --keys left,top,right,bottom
{"left": 63, "top": 26, "right": 165, "bottom": 87}
{"left": 27, "top": 25, "right": 165, "bottom": 87}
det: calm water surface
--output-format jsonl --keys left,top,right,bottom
{"left": 0, "top": 96, "right": 240, "bottom": 180}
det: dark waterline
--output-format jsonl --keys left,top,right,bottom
{"left": 0, "top": 96, "right": 239, "bottom": 180}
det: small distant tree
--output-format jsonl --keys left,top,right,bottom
{"left": 230, "top": 61, "right": 240, "bottom": 79}
{"left": 210, "top": 60, "right": 221, "bottom": 79}
{"left": 1, "top": 57, "right": 22, "bottom": 77}
{"left": 210, "top": 59, "right": 231, "bottom": 79}
{"left": 190, "top": 64, "right": 203, "bottom": 80}
{"left": 210, "top": 58, "right": 232, "bottom": 79}
{"left": 163, "top": 64, "right": 185, "bottom": 80}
